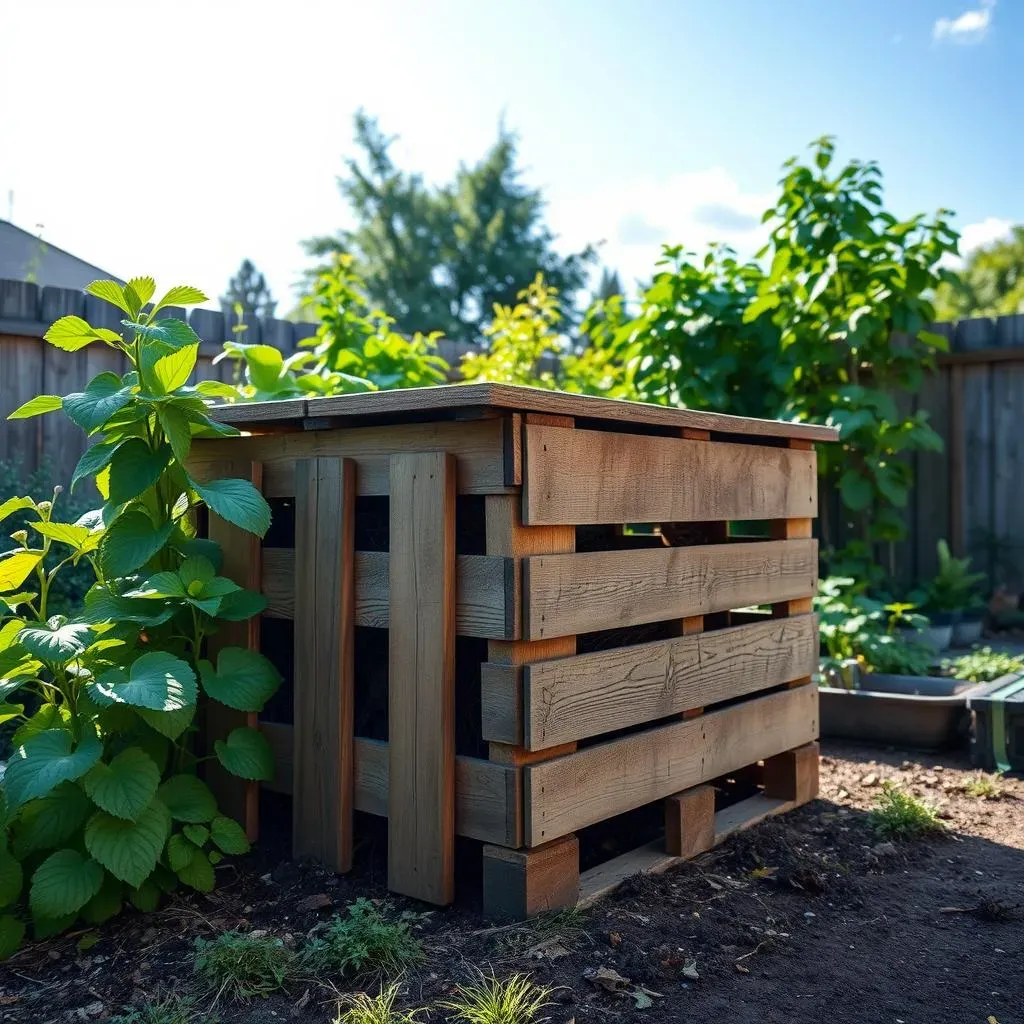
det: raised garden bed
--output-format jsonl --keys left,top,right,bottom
{"left": 188, "top": 383, "right": 835, "bottom": 918}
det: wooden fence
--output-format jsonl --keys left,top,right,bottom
{"left": 1, "top": 277, "right": 1022, "bottom": 589}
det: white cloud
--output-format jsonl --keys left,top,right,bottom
{"left": 938, "top": 216, "right": 1012, "bottom": 269}
{"left": 933, "top": 0, "right": 995, "bottom": 43}
{"left": 551, "top": 168, "right": 774, "bottom": 291}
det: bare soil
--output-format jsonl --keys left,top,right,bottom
{"left": 2, "top": 742, "right": 1022, "bottom": 1024}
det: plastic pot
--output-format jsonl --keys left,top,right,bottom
{"left": 952, "top": 611, "right": 984, "bottom": 648}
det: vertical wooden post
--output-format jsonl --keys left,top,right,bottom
{"left": 482, "top": 413, "right": 580, "bottom": 919}
{"left": 763, "top": 741, "right": 820, "bottom": 804}
{"left": 293, "top": 458, "right": 356, "bottom": 872}
{"left": 665, "top": 784, "right": 716, "bottom": 859}
{"left": 388, "top": 452, "right": 457, "bottom": 905}
{"left": 205, "top": 460, "right": 263, "bottom": 841}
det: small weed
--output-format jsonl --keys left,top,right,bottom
{"left": 440, "top": 972, "right": 551, "bottom": 1024}
{"left": 303, "top": 899, "right": 424, "bottom": 979}
{"left": 110, "top": 995, "right": 215, "bottom": 1024}
{"left": 943, "top": 646, "right": 1024, "bottom": 684}
{"left": 869, "top": 782, "right": 944, "bottom": 838}
{"left": 194, "top": 931, "right": 296, "bottom": 1001}
{"left": 334, "top": 983, "right": 422, "bottom": 1024}
{"left": 962, "top": 771, "right": 1006, "bottom": 799}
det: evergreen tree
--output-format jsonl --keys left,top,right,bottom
{"left": 305, "top": 112, "right": 595, "bottom": 342}
{"left": 221, "top": 259, "right": 277, "bottom": 318}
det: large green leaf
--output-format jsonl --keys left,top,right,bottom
{"left": 200, "top": 647, "right": 282, "bottom": 713}
{"left": 44, "top": 315, "right": 121, "bottom": 352}
{"left": 137, "top": 702, "right": 195, "bottom": 741}
{"left": 242, "top": 345, "right": 285, "bottom": 391}
{"left": 12, "top": 783, "right": 92, "bottom": 858}
{"left": 183, "top": 824, "right": 209, "bottom": 847}
{"left": 176, "top": 847, "right": 215, "bottom": 892}
{"left": 0, "top": 848, "right": 23, "bottom": 906}
{"left": 0, "top": 497, "right": 35, "bottom": 524}
{"left": 190, "top": 477, "right": 271, "bottom": 537}
{"left": 215, "top": 727, "right": 274, "bottom": 781}
{"left": 0, "top": 550, "right": 43, "bottom": 593}
{"left": 210, "top": 816, "right": 250, "bottom": 856}
{"left": 108, "top": 439, "right": 171, "bottom": 505}
{"left": 81, "top": 871, "right": 123, "bottom": 925}
{"left": 3, "top": 729, "right": 103, "bottom": 808}
{"left": 29, "top": 849, "right": 105, "bottom": 918}
{"left": 10, "top": 704, "right": 68, "bottom": 747}
{"left": 195, "top": 379, "right": 241, "bottom": 401}
{"left": 129, "top": 879, "right": 161, "bottom": 913}
{"left": 0, "top": 915, "right": 25, "bottom": 961}
{"left": 166, "top": 833, "right": 195, "bottom": 872}
{"left": 85, "top": 280, "right": 131, "bottom": 315}
{"left": 123, "top": 317, "right": 200, "bottom": 351}
{"left": 84, "top": 799, "right": 171, "bottom": 888}
{"left": 17, "top": 618, "right": 93, "bottom": 664}
{"left": 157, "top": 775, "right": 217, "bottom": 823}
{"left": 125, "top": 276, "right": 156, "bottom": 313}
{"left": 92, "top": 651, "right": 196, "bottom": 712}
{"left": 98, "top": 510, "right": 173, "bottom": 577}
{"left": 216, "top": 589, "right": 268, "bottom": 621}
{"left": 81, "top": 747, "right": 160, "bottom": 821}
{"left": 157, "top": 404, "right": 193, "bottom": 464}
{"left": 71, "top": 441, "right": 120, "bottom": 492}
{"left": 63, "top": 373, "right": 134, "bottom": 433}
{"left": 151, "top": 344, "right": 198, "bottom": 394}
{"left": 7, "top": 395, "right": 62, "bottom": 419}
{"left": 153, "top": 285, "right": 207, "bottom": 314}
{"left": 0, "top": 703, "right": 23, "bottom": 725}
{"left": 32, "top": 520, "right": 101, "bottom": 555}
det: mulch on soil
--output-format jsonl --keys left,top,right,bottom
{"left": 2, "top": 742, "right": 1022, "bottom": 1024}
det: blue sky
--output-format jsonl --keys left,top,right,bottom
{"left": 1, "top": 0, "right": 1019, "bottom": 310}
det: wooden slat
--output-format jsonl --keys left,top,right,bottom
{"left": 260, "top": 548, "right": 513, "bottom": 638}
{"left": 524, "top": 684, "right": 819, "bottom": 845}
{"left": 259, "top": 727, "right": 522, "bottom": 846}
{"left": 190, "top": 418, "right": 510, "bottom": 497}
{"left": 961, "top": 364, "right": 993, "bottom": 573}
{"left": 292, "top": 458, "right": 355, "bottom": 872}
{"left": 506, "top": 615, "right": 818, "bottom": 749}
{"left": 388, "top": 452, "right": 456, "bottom": 904}
{"left": 523, "top": 539, "right": 818, "bottom": 640}
{"left": 211, "top": 382, "right": 838, "bottom": 443}
{"left": 204, "top": 460, "right": 263, "bottom": 841}
{"left": 523, "top": 425, "right": 817, "bottom": 526}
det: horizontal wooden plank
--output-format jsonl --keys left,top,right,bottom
{"left": 259, "top": 725, "right": 521, "bottom": 846}
{"left": 190, "top": 417, "right": 512, "bottom": 496}
{"left": 518, "top": 615, "right": 818, "bottom": 749}
{"left": 577, "top": 794, "right": 795, "bottom": 907}
{"left": 523, "top": 539, "right": 818, "bottom": 640}
{"left": 261, "top": 548, "right": 514, "bottom": 639}
{"left": 211, "top": 383, "right": 837, "bottom": 442}
{"left": 523, "top": 425, "right": 817, "bottom": 526}
{"left": 524, "top": 684, "right": 818, "bottom": 845}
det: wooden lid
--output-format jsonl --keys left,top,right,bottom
{"left": 209, "top": 382, "right": 838, "bottom": 442}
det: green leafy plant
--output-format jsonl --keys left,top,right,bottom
{"left": 942, "top": 646, "right": 1024, "bottom": 683}
{"left": 961, "top": 771, "right": 1006, "bottom": 800}
{"left": 110, "top": 994, "right": 214, "bottom": 1024}
{"left": 0, "top": 278, "right": 281, "bottom": 956}
{"left": 219, "top": 255, "right": 449, "bottom": 400}
{"left": 335, "top": 984, "right": 422, "bottom": 1024}
{"left": 302, "top": 898, "right": 424, "bottom": 978}
{"left": 194, "top": 930, "right": 295, "bottom": 1000}
{"left": 869, "top": 782, "right": 943, "bottom": 838}
{"left": 926, "top": 540, "right": 987, "bottom": 614}
{"left": 439, "top": 973, "right": 551, "bottom": 1024}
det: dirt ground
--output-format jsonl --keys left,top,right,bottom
{"left": 2, "top": 741, "right": 1022, "bottom": 1024}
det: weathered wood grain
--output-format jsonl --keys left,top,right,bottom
{"left": 260, "top": 548, "right": 513, "bottom": 638}
{"left": 523, "top": 539, "right": 818, "bottom": 640}
{"left": 388, "top": 452, "right": 456, "bottom": 904}
{"left": 292, "top": 458, "right": 355, "bottom": 872}
{"left": 524, "top": 684, "right": 819, "bottom": 845}
{"left": 522, "top": 425, "right": 818, "bottom": 526}
{"left": 508, "top": 615, "right": 819, "bottom": 749}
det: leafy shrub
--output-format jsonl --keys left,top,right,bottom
{"left": 942, "top": 646, "right": 1024, "bottom": 683}
{"left": 335, "top": 984, "right": 421, "bottom": 1024}
{"left": 961, "top": 771, "right": 1005, "bottom": 800}
{"left": 302, "top": 898, "right": 423, "bottom": 978}
{"left": 925, "top": 540, "right": 986, "bottom": 614}
{"left": 870, "top": 782, "right": 943, "bottom": 838}
{"left": 0, "top": 278, "right": 281, "bottom": 956}
{"left": 440, "top": 973, "right": 551, "bottom": 1024}
{"left": 194, "top": 931, "right": 295, "bottom": 1000}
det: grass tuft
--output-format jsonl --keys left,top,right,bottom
{"left": 962, "top": 771, "right": 1005, "bottom": 799}
{"left": 334, "top": 983, "right": 422, "bottom": 1024}
{"left": 109, "top": 995, "right": 214, "bottom": 1024}
{"left": 193, "top": 931, "right": 296, "bottom": 1001}
{"left": 870, "top": 782, "right": 944, "bottom": 838}
{"left": 440, "top": 972, "right": 551, "bottom": 1024}
{"left": 302, "top": 899, "right": 424, "bottom": 979}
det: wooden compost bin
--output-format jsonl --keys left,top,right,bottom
{"left": 189, "top": 383, "right": 837, "bottom": 918}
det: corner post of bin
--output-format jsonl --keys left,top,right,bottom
{"left": 481, "top": 412, "right": 580, "bottom": 920}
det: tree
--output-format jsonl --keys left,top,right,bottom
{"left": 305, "top": 112, "right": 595, "bottom": 343}
{"left": 934, "top": 226, "right": 1024, "bottom": 320}
{"left": 220, "top": 259, "right": 277, "bottom": 318}
{"left": 595, "top": 267, "right": 624, "bottom": 301}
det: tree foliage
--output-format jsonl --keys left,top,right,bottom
{"left": 220, "top": 259, "right": 276, "bottom": 319}
{"left": 305, "top": 112, "right": 595, "bottom": 342}
{"left": 934, "top": 226, "right": 1024, "bottom": 320}
{"left": 0, "top": 279, "right": 281, "bottom": 955}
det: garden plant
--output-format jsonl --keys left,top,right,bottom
{"left": 0, "top": 278, "right": 281, "bottom": 957}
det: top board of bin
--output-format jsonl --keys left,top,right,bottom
{"left": 209, "top": 382, "right": 839, "bottom": 443}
